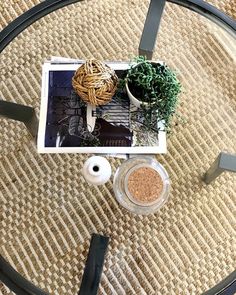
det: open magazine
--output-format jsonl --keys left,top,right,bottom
{"left": 37, "top": 58, "right": 166, "bottom": 154}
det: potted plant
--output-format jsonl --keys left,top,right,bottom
{"left": 125, "top": 56, "right": 181, "bottom": 131}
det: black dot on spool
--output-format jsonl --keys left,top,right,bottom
{"left": 93, "top": 165, "right": 99, "bottom": 172}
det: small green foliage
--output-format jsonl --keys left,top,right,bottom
{"left": 126, "top": 56, "right": 182, "bottom": 132}
{"left": 80, "top": 136, "right": 101, "bottom": 147}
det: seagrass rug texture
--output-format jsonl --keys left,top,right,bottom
{"left": 0, "top": 0, "right": 236, "bottom": 294}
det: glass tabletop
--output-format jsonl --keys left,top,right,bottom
{"left": 0, "top": 1, "right": 236, "bottom": 294}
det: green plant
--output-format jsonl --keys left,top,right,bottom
{"left": 126, "top": 56, "right": 181, "bottom": 131}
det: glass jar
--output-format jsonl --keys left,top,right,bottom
{"left": 113, "top": 157, "right": 170, "bottom": 214}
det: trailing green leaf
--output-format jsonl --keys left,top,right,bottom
{"left": 125, "top": 56, "right": 182, "bottom": 132}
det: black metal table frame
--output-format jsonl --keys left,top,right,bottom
{"left": 0, "top": 0, "right": 236, "bottom": 294}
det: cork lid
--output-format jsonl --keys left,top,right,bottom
{"left": 113, "top": 157, "right": 170, "bottom": 215}
{"left": 124, "top": 164, "right": 164, "bottom": 207}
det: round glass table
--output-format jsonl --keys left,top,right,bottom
{"left": 0, "top": 1, "right": 236, "bottom": 294}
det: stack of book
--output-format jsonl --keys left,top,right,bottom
{"left": 37, "top": 57, "right": 166, "bottom": 154}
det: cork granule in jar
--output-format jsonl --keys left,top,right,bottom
{"left": 127, "top": 167, "right": 163, "bottom": 204}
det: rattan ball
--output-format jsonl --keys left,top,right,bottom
{"left": 72, "top": 59, "right": 118, "bottom": 106}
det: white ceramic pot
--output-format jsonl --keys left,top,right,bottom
{"left": 82, "top": 156, "right": 112, "bottom": 186}
{"left": 125, "top": 82, "right": 143, "bottom": 108}
{"left": 125, "top": 61, "right": 162, "bottom": 108}
{"left": 126, "top": 82, "right": 156, "bottom": 108}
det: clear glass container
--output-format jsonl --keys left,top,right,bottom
{"left": 113, "top": 157, "right": 170, "bottom": 214}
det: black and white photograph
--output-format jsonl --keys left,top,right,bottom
{"left": 37, "top": 59, "right": 166, "bottom": 154}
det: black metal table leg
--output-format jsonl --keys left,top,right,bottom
{"left": 78, "top": 234, "right": 109, "bottom": 295}
{"left": 203, "top": 152, "right": 236, "bottom": 184}
{"left": 0, "top": 100, "right": 38, "bottom": 138}
{"left": 139, "top": 0, "right": 166, "bottom": 59}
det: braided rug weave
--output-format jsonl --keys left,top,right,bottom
{"left": 0, "top": 1, "right": 236, "bottom": 294}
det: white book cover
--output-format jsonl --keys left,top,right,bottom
{"left": 37, "top": 58, "right": 166, "bottom": 154}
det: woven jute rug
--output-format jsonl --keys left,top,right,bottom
{"left": 0, "top": 1, "right": 236, "bottom": 294}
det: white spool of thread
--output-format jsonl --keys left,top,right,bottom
{"left": 82, "top": 156, "right": 112, "bottom": 185}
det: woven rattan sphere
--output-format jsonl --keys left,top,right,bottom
{"left": 72, "top": 59, "right": 118, "bottom": 106}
